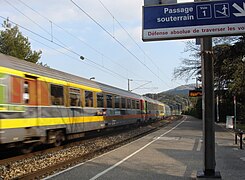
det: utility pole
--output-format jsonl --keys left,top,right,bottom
{"left": 234, "top": 95, "right": 237, "bottom": 129}
{"left": 216, "top": 95, "right": 219, "bottom": 122}
{"left": 128, "top": 79, "right": 132, "bottom": 91}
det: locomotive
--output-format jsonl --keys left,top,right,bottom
{"left": 0, "top": 53, "right": 170, "bottom": 152}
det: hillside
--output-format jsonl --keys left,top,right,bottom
{"left": 144, "top": 84, "right": 195, "bottom": 111}
{"left": 164, "top": 84, "right": 196, "bottom": 95}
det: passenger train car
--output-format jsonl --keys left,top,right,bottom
{"left": 0, "top": 53, "right": 170, "bottom": 151}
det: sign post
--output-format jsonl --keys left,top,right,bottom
{"left": 197, "top": 37, "right": 221, "bottom": 178}
{"left": 141, "top": 0, "right": 245, "bottom": 178}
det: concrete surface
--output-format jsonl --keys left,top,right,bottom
{"left": 45, "top": 116, "right": 245, "bottom": 180}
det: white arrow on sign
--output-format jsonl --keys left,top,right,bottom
{"left": 233, "top": 2, "right": 245, "bottom": 17}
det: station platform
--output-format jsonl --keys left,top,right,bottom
{"left": 45, "top": 116, "right": 245, "bottom": 180}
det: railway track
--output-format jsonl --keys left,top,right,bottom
{"left": 0, "top": 116, "right": 181, "bottom": 180}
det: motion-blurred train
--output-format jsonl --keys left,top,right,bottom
{"left": 0, "top": 53, "right": 170, "bottom": 152}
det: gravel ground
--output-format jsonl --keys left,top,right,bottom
{"left": 0, "top": 123, "right": 165, "bottom": 180}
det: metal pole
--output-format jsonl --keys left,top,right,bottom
{"left": 128, "top": 79, "right": 130, "bottom": 91}
{"left": 234, "top": 95, "right": 237, "bottom": 129}
{"left": 202, "top": 37, "right": 215, "bottom": 175}
{"left": 216, "top": 95, "right": 219, "bottom": 122}
{"left": 128, "top": 79, "right": 132, "bottom": 91}
{"left": 197, "top": 37, "right": 221, "bottom": 178}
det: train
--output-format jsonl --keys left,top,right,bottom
{"left": 0, "top": 53, "right": 170, "bottom": 152}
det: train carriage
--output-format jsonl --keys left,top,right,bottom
{"left": 0, "top": 53, "right": 167, "bottom": 151}
{"left": 141, "top": 96, "right": 166, "bottom": 122}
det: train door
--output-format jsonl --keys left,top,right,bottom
{"left": 23, "top": 75, "right": 39, "bottom": 137}
{"left": 140, "top": 99, "right": 147, "bottom": 122}
{"left": 69, "top": 87, "right": 83, "bottom": 133}
{"left": 145, "top": 101, "right": 149, "bottom": 121}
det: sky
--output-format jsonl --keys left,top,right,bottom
{"left": 0, "top": 0, "right": 196, "bottom": 95}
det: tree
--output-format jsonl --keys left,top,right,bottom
{"left": 0, "top": 20, "right": 42, "bottom": 63}
{"left": 174, "top": 36, "right": 245, "bottom": 123}
{"left": 173, "top": 40, "right": 201, "bottom": 82}
{"left": 213, "top": 36, "right": 245, "bottom": 95}
{"left": 173, "top": 37, "right": 240, "bottom": 82}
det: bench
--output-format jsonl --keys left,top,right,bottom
{"left": 234, "top": 129, "right": 244, "bottom": 149}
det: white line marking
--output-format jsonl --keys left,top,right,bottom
{"left": 89, "top": 116, "right": 187, "bottom": 180}
{"left": 216, "top": 123, "right": 239, "bottom": 138}
{"left": 240, "top": 157, "right": 245, "bottom": 161}
{"left": 44, "top": 116, "right": 186, "bottom": 180}
{"left": 197, "top": 139, "right": 202, "bottom": 151}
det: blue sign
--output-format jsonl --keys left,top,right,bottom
{"left": 143, "top": 0, "right": 245, "bottom": 41}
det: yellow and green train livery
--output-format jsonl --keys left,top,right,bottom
{"left": 0, "top": 53, "right": 168, "bottom": 150}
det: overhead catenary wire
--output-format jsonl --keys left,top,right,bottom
{"left": 0, "top": 15, "right": 82, "bottom": 57}
{"left": 30, "top": 37, "right": 78, "bottom": 61}
{"left": 11, "top": 0, "right": 159, "bottom": 87}
{"left": 8, "top": 0, "right": 167, "bottom": 91}
{"left": 70, "top": 0, "right": 154, "bottom": 73}
{"left": 70, "top": 0, "right": 173, "bottom": 89}
{"left": 97, "top": 0, "right": 182, "bottom": 87}
{"left": 1, "top": 0, "right": 134, "bottom": 81}
{"left": 15, "top": 0, "right": 145, "bottom": 82}
{"left": 4, "top": 0, "right": 69, "bottom": 49}
{"left": 2, "top": 0, "right": 182, "bottom": 92}
{"left": 30, "top": 37, "right": 116, "bottom": 77}
{"left": 0, "top": 16, "right": 129, "bottom": 81}
{"left": 17, "top": 0, "right": 102, "bottom": 56}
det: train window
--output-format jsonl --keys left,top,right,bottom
{"left": 121, "top": 97, "right": 126, "bottom": 108}
{"left": 97, "top": 93, "right": 104, "bottom": 108}
{"left": 136, "top": 101, "right": 140, "bottom": 109}
{"left": 115, "top": 96, "right": 120, "bottom": 108}
{"left": 23, "top": 81, "right": 29, "bottom": 104}
{"left": 85, "top": 91, "right": 93, "bottom": 107}
{"left": 106, "top": 94, "right": 112, "bottom": 108}
{"left": 51, "top": 84, "right": 64, "bottom": 106}
{"left": 69, "top": 88, "right": 81, "bottom": 107}
{"left": 132, "top": 100, "right": 136, "bottom": 109}
{"left": 127, "top": 99, "right": 131, "bottom": 109}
